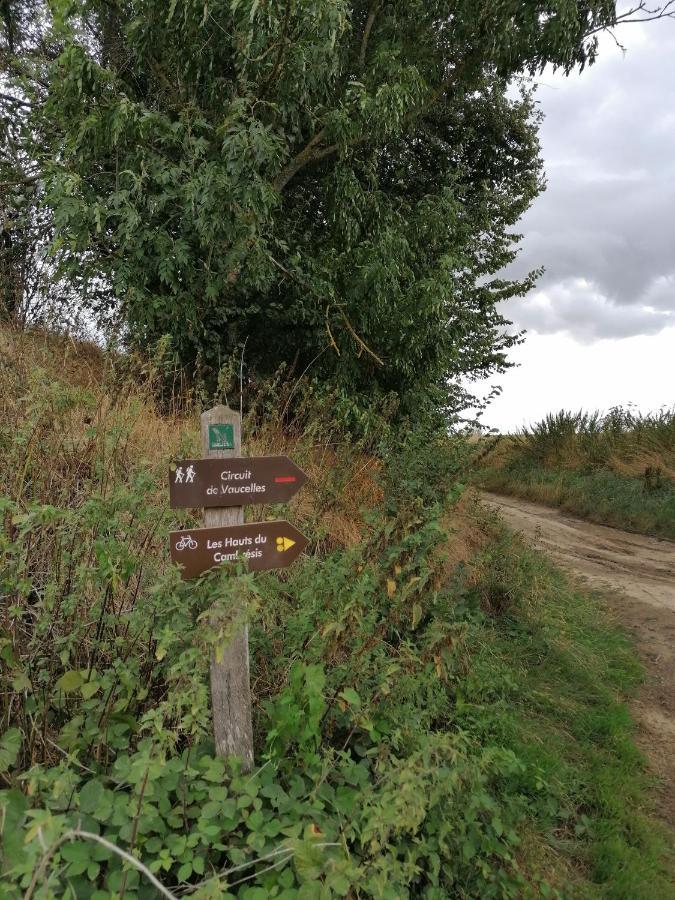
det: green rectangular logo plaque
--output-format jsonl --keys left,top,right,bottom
{"left": 208, "top": 423, "right": 234, "bottom": 450}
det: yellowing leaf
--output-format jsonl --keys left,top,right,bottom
{"left": 386, "top": 578, "right": 396, "bottom": 598}
{"left": 24, "top": 816, "right": 49, "bottom": 844}
{"left": 339, "top": 687, "right": 361, "bottom": 708}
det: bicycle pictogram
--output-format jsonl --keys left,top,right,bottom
{"left": 175, "top": 535, "right": 197, "bottom": 551}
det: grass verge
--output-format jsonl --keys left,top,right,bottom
{"left": 480, "top": 463, "right": 675, "bottom": 540}
{"left": 463, "top": 511, "right": 674, "bottom": 896}
{"left": 476, "top": 408, "right": 675, "bottom": 540}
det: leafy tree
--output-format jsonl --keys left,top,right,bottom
{"left": 0, "top": 2, "right": 86, "bottom": 329}
{"left": 0, "top": 4, "right": 34, "bottom": 323}
{"left": 1, "top": 1, "right": 671, "bottom": 419}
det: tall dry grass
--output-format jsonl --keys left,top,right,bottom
{"left": 478, "top": 407, "right": 675, "bottom": 538}
{"left": 0, "top": 326, "right": 384, "bottom": 550}
{"left": 511, "top": 407, "right": 675, "bottom": 480}
{"left": 0, "top": 325, "right": 391, "bottom": 772}
{"left": 0, "top": 324, "right": 477, "bottom": 774}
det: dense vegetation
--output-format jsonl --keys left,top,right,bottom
{"left": 478, "top": 408, "right": 675, "bottom": 540}
{"left": 0, "top": 330, "right": 672, "bottom": 897}
{"left": 2, "top": 2, "right": 674, "bottom": 896}
{"left": 2, "top": 0, "right": 666, "bottom": 420}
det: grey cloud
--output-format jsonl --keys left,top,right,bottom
{"left": 504, "top": 278, "right": 673, "bottom": 342}
{"left": 503, "top": 22, "right": 675, "bottom": 340}
{"left": 642, "top": 274, "right": 675, "bottom": 311}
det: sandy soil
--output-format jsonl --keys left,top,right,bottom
{"left": 480, "top": 491, "right": 675, "bottom": 829}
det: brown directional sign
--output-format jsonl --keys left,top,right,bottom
{"left": 169, "top": 520, "right": 309, "bottom": 579}
{"left": 169, "top": 456, "right": 307, "bottom": 509}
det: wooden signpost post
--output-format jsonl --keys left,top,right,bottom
{"left": 169, "top": 405, "right": 308, "bottom": 770}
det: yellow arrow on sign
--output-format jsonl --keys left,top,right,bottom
{"left": 275, "top": 536, "right": 296, "bottom": 552}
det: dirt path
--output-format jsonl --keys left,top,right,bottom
{"left": 481, "top": 491, "right": 675, "bottom": 828}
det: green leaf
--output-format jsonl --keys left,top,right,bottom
{"left": 11, "top": 672, "right": 31, "bottom": 692}
{"left": 462, "top": 839, "right": 477, "bottom": 861}
{"left": 201, "top": 800, "right": 222, "bottom": 819}
{"left": 241, "top": 888, "right": 267, "bottom": 900}
{"left": 56, "top": 670, "right": 84, "bottom": 693}
{"left": 87, "top": 862, "right": 101, "bottom": 880}
{"left": 0, "top": 728, "right": 21, "bottom": 772}
{"left": 329, "top": 873, "right": 352, "bottom": 895}
{"left": 339, "top": 688, "right": 361, "bottom": 708}
{"left": 79, "top": 779, "right": 104, "bottom": 815}
{"left": 293, "top": 840, "right": 323, "bottom": 882}
{"left": 81, "top": 680, "right": 100, "bottom": 699}
{"left": 177, "top": 861, "right": 192, "bottom": 881}
{"left": 62, "top": 841, "right": 90, "bottom": 865}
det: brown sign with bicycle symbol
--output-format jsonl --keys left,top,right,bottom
{"left": 169, "top": 520, "right": 309, "bottom": 578}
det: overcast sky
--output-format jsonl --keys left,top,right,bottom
{"left": 479, "top": 15, "right": 675, "bottom": 432}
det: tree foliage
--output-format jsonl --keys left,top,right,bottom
{"left": 0, "top": 1, "right": 650, "bottom": 419}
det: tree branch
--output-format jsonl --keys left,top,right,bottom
{"left": 585, "top": 0, "right": 675, "bottom": 36}
{"left": 0, "top": 91, "right": 32, "bottom": 108}
{"left": 273, "top": 0, "right": 670, "bottom": 194}
{"left": 0, "top": 176, "right": 39, "bottom": 190}
{"left": 272, "top": 126, "right": 327, "bottom": 191}
{"left": 359, "top": 3, "right": 380, "bottom": 71}
{"left": 267, "top": 254, "right": 384, "bottom": 365}
{"left": 118, "top": 766, "right": 150, "bottom": 900}
{"left": 23, "top": 828, "right": 178, "bottom": 900}
{"left": 259, "top": 0, "right": 293, "bottom": 95}
{"left": 339, "top": 308, "right": 384, "bottom": 365}
{"left": 272, "top": 56, "right": 472, "bottom": 192}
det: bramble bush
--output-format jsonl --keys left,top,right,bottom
{"left": 1, "top": 342, "right": 671, "bottom": 897}
{"left": 0, "top": 428, "right": 528, "bottom": 895}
